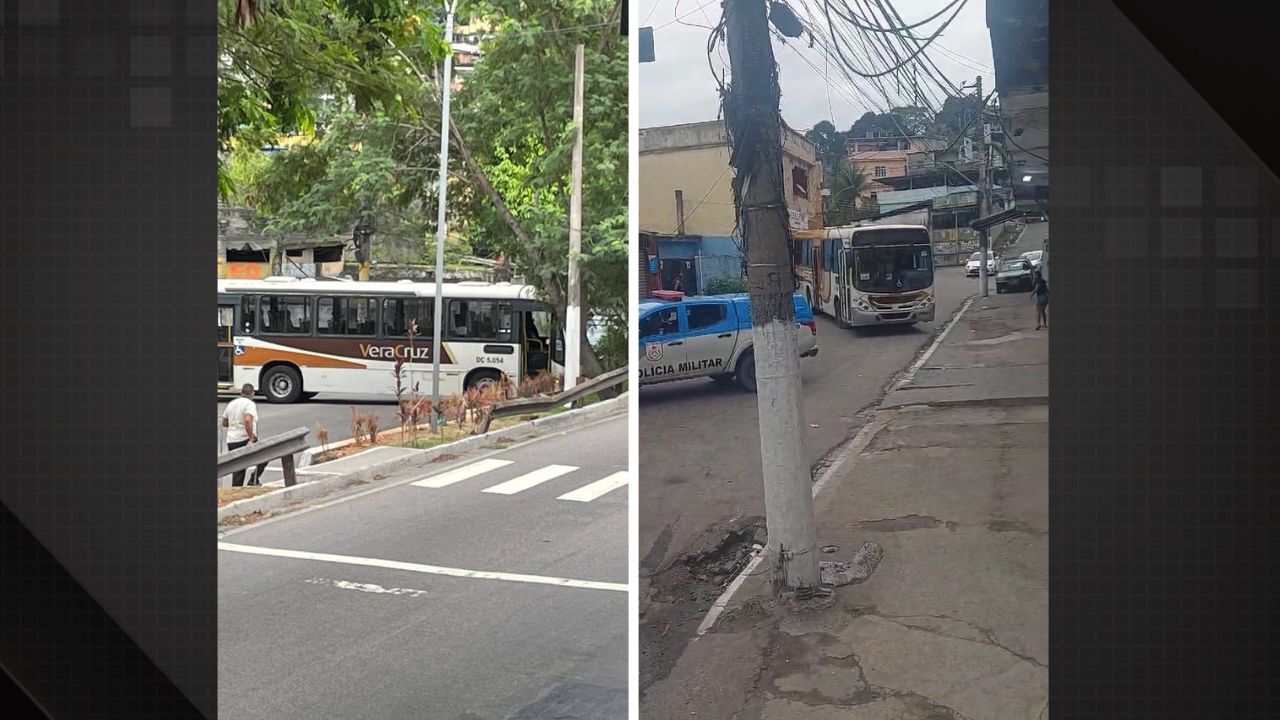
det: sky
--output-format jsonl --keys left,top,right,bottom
{"left": 638, "top": 0, "right": 996, "bottom": 134}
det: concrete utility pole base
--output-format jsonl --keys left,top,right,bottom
{"left": 781, "top": 541, "right": 884, "bottom": 612}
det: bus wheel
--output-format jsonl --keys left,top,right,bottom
{"left": 834, "top": 299, "right": 850, "bottom": 329}
{"left": 261, "top": 365, "right": 303, "bottom": 404}
{"left": 736, "top": 351, "right": 757, "bottom": 393}
{"left": 465, "top": 369, "right": 503, "bottom": 393}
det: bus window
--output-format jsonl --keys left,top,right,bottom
{"left": 239, "top": 296, "right": 256, "bottom": 334}
{"left": 448, "top": 300, "right": 512, "bottom": 341}
{"left": 383, "top": 298, "right": 434, "bottom": 338}
{"left": 218, "top": 306, "right": 234, "bottom": 343}
{"left": 260, "top": 295, "right": 312, "bottom": 335}
{"left": 317, "top": 298, "right": 336, "bottom": 334}
{"left": 319, "top": 297, "right": 377, "bottom": 336}
{"left": 529, "top": 310, "right": 554, "bottom": 339}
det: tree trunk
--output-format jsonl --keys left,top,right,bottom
{"left": 450, "top": 123, "right": 610, "bottom": 382}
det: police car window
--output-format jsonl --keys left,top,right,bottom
{"left": 640, "top": 308, "right": 679, "bottom": 337}
{"left": 686, "top": 304, "right": 726, "bottom": 330}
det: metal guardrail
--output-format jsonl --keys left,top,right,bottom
{"left": 216, "top": 427, "right": 310, "bottom": 488}
{"left": 480, "top": 367, "right": 628, "bottom": 434}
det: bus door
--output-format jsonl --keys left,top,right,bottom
{"left": 812, "top": 242, "right": 824, "bottom": 302}
{"left": 516, "top": 302, "right": 555, "bottom": 380}
{"left": 835, "top": 244, "right": 856, "bottom": 326}
{"left": 217, "top": 303, "right": 235, "bottom": 388}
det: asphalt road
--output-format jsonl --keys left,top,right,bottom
{"left": 218, "top": 414, "right": 628, "bottom": 720}
{"left": 637, "top": 265, "right": 975, "bottom": 692}
{"left": 1006, "top": 220, "right": 1048, "bottom": 269}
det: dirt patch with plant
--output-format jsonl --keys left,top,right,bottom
{"left": 310, "top": 414, "right": 537, "bottom": 463}
{"left": 308, "top": 357, "right": 607, "bottom": 464}
{"left": 217, "top": 486, "right": 274, "bottom": 507}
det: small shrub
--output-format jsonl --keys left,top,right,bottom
{"left": 704, "top": 276, "right": 748, "bottom": 295}
{"left": 593, "top": 321, "right": 628, "bottom": 372}
{"left": 349, "top": 407, "right": 364, "bottom": 446}
{"left": 315, "top": 423, "right": 330, "bottom": 453}
{"left": 437, "top": 395, "right": 464, "bottom": 432}
{"left": 517, "top": 372, "right": 561, "bottom": 398}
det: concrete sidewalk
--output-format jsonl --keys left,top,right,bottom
{"left": 644, "top": 293, "right": 1048, "bottom": 720}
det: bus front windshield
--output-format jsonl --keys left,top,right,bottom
{"left": 851, "top": 245, "right": 933, "bottom": 293}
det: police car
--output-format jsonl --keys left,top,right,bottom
{"left": 638, "top": 291, "right": 818, "bottom": 393}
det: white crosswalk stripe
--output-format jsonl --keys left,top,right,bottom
{"left": 408, "top": 458, "right": 625, "bottom": 503}
{"left": 557, "top": 472, "right": 629, "bottom": 503}
{"left": 410, "top": 458, "right": 513, "bottom": 489}
{"left": 483, "top": 464, "right": 579, "bottom": 495}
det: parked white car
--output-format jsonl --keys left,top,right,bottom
{"left": 965, "top": 251, "right": 998, "bottom": 277}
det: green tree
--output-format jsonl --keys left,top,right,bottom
{"left": 449, "top": 0, "right": 627, "bottom": 377}
{"left": 216, "top": 0, "right": 448, "bottom": 201}
{"left": 804, "top": 120, "right": 846, "bottom": 175}
{"left": 825, "top": 162, "right": 869, "bottom": 226}
{"left": 847, "top": 106, "right": 935, "bottom": 140}
{"left": 935, "top": 94, "right": 983, "bottom": 137}
{"left": 217, "top": 0, "right": 627, "bottom": 375}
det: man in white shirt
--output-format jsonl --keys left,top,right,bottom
{"left": 222, "top": 384, "right": 268, "bottom": 487}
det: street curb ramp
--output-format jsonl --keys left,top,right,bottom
{"left": 217, "top": 393, "right": 628, "bottom": 526}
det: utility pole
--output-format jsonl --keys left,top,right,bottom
{"left": 972, "top": 75, "right": 991, "bottom": 297}
{"left": 675, "top": 189, "right": 686, "bottom": 235}
{"left": 430, "top": 0, "right": 458, "bottom": 423}
{"left": 564, "top": 43, "right": 585, "bottom": 392}
{"left": 723, "top": 0, "right": 820, "bottom": 593}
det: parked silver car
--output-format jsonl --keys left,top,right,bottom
{"left": 1019, "top": 250, "right": 1043, "bottom": 271}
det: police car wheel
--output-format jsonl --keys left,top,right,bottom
{"left": 736, "top": 352, "right": 757, "bottom": 393}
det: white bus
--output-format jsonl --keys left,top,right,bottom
{"left": 217, "top": 277, "right": 564, "bottom": 403}
{"left": 792, "top": 223, "right": 935, "bottom": 328}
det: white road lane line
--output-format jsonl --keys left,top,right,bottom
{"left": 409, "top": 458, "right": 513, "bottom": 489}
{"left": 304, "top": 577, "right": 429, "bottom": 598}
{"left": 483, "top": 464, "right": 579, "bottom": 495}
{"left": 557, "top": 471, "right": 629, "bottom": 503}
{"left": 219, "top": 542, "right": 627, "bottom": 593}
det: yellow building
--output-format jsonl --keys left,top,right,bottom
{"left": 639, "top": 120, "right": 824, "bottom": 236}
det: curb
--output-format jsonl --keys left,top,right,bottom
{"left": 218, "top": 392, "right": 628, "bottom": 524}
{"left": 881, "top": 394, "right": 1049, "bottom": 411}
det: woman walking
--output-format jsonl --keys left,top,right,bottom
{"left": 1031, "top": 270, "right": 1049, "bottom": 330}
